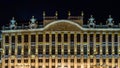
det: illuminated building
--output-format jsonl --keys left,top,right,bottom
{"left": 0, "top": 11, "right": 120, "bottom": 68}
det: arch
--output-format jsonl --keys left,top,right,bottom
{"left": 43, "top": 20, "right": 83, "bottom": 30}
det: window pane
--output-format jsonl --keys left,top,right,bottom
{"left": 64, "top": 34, "right": 68, "bottom": 42}
{"left": 38, "top": 34, "right": 43, "bottom": 42}
{"left": 77, "top": 34, "right": 80, "bottom": 42}
{"left": 46, "top": 34, "right": 49, "bottom": 42}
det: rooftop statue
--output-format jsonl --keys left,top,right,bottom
{"left": 29, "top": 16, "right": 37, "bottom": 29}
{"left": 88, "top": 15, "right": 95, "bottom": 28}
{"left": 10, "top": 17, "right": 16, "bottom": 29}
{"left": 107, "top": 15, "right": 114, "bottom": 27}
{"left": 30, "top": 16, "right": 36, "bottom": 24}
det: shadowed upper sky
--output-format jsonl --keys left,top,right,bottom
{"left": 0, "top": 0, "right": 120, "bottom": 27}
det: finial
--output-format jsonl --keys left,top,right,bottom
{"left": 43, "top": 11, "right": 46, "bottom": 17}
{"left": 32, "top": 16, "right": 34, "bottom": 18}
{"left": 55, "top": 11, "right": 58, "bottom": 16}
{"left": 68, "top": 11, "right": 71, "bottom": 16}
{"left": 81, "top": 11, "right": 84, "bottom": 16}
{"left": 12, "top": 17, "right": 15, "bottom": 20}
{"left": 90, "top": 15, "right": 93, "bottom": 18}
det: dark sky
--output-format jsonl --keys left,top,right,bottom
{"left": 0, "top": 0, "right": 120, "bottom": 27}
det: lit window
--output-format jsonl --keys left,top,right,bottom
{"left": 102, "top": 45, "right": 106, "bottom": 55}
{"left": 24, "top": 45, "right": 28, "bottom": 57}
{"left": 71, "top": 59, "right": 74, "bottom": 63}
{"left": 17, "top": 46, "right": 21, "bottom": 55}
{"left": 83, "top": 45, "right": 87, "bottom": 55}
{"left": 77, "top": 59, "right": 81, "bottom": 63}
{"left": 77, "top": 45, "right": 81, "bottom": 55}
{"left": 52, "top": 46, "right": 55, "bottom": 55}
{"left": 31, "top": 46, "right": 35, "bottom": 55}
{"left": 64, "top": 45, "right": 68, "bottom": 55}
{"left": 11, "top": 44, "right": 15, "bottom": 55}
{"left": 38, "top": 45, "right": 43, "bottom": 55}
{"left": 5, "top": 46, "right": 9, "bottom": 55}
{"left": 96, "top": 45, "right": 100, "bottom": 55}
{"left": 108, "top": 44, "right": 112, "bottom": 55}
{"left": 70, "top": 45, "right": 74, "bottom": 55}
{"left": 64, "top": 59, "right": 68, "bottom": 63}
{"left": 46, "top": 59, "right": 49, "bottom": 63}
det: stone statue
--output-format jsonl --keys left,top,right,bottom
{"left": 29, "top": 16, "right": 37, "bottom": 29}
{"left": 10, "top": 17, "right": 17, "bottom": 29}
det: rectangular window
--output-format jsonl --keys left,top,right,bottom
{"left": 38, "top": 45, "right": 43, "bottom": 55}
{"left": 64, "top": 45, "right": 68, "bottom": 55}
{"left": 58, "top": 45, "right": 61, "bottom": 55}
{"left": 108, "top": 34, "right": 112, "bottom": 42}
{"left": 5, "top": 36, "right": 9, "bottom": 43}
{"left": 58, "top": 34, "right": 61, "bottom": 42}
{"left": 114, "top": 45, "right": 118, "bottom": 55}
{"left": 52, "top": 34, "right": 55, "bottom": 42}
{"left": 17, "top": 60, "right": 21, "bottom": 63}
{"left": 102, "top": 34, "right": 106, "bottom": 42}
{"left": 5, "top": 46, "right": 9, "bottom": 55}
{"left": 31, "top": 46, "right": 35, "bottom": 55}
{"left": 90, "top": 34, "right": 93, "bottom": 42}
{"left": 18, "top": 35, "right": 21, "bottom": 43}
{"left": 90, "top": 43, "right": 93, "bottom": 55}
{"left": 24, "top": 35, "right": 28, "bottom": 42}
{"left": 38, "top": 59, "right": 43, "bottom": 63}
{"left": 17, "top": 46, "right": 21, "bottom": 55}
{"left": 46, "top": 45, "right": 49, "bottom": 55}
{"left": 77, "top": 59, "right": 81, "bottom": 63}
{"left": 83, "top": 34, "right": 87, "bottom": 42}
{"left": 114, "top": 34, "right": 118, "bottom": 42}
{"left": 11, "top": 36, "right": 15, "bottom": 43}
{"left": 58, "top": 59, "right": 61, "bottom": 63}
{"left": 31, "top": 35, "right": 35, "bottom": 42}
{"left": 24, "top": 59, "right": 28, "bottom": 63}
{"left": 108, "top": 45, "right": 112, "bottom": 55}
{"left": 102, "top": 45, "right": 106, "bottom": 55}
{"left": 46, "top": 59, "right": 49, "bottom": 63}
{"left": 52, "top": 59, "right": 55, "bottom": 63}
{"left": 64, "top": 34, "right": 68, "bottom": 42}
{"left": 24, "top": 45, "right": 28, "bottom": 57}
{"left": 96, "top": 34, "right": 100, "bottom": 42}
{"left": 71, "top": 59, "right": 74, "bottom": 63}
{"left": 64, "top": 59, "right": 68, "bottom": 63}
{"left": 84, "top": 59, "right": 87, "bottom": 63}
{"left": 46, "top": 34, "right": 49, "bottom": 42}
{"left": 52, "top": 46, "right": 55, "bottom": 54}
{"left": 38, "top": 34, "right": 43, "bottom": 42}
{"left": 31, "top": 59, "right": 35, "bottom": 63}
{"left": 70, "top": 45, "right": 74, "bottom": 55}
{"left": 11, "top": 44, "right": 15, "bottom": 55}
{"left": 77, "top": 45, "right": 81, "bottom": 55}
{"left": 70, "top": 34, "right": 74, "bottom": 42}
{"left": 84, "top": 45, "right": 87, "bottom": 55}
{"left": 96, "top": 45, "right": 100, "bottom": 55}
{"left": 77, "top": 34, "right": 80, "bottom": 42}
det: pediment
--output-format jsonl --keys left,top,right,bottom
{"left": 44, "top": 21, "right": 82, "bottom": 31}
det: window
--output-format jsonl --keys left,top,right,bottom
{"left": 115, "top": 59, "right": 118, "bottom": 63}
{"left": 96, "top": 59, "right": 99, "bottom": 63}
{"left": 90, "top": 34, "right": 93, "bottom": 42}
{"left": 114, "top": 45, "right": 118, "bottom": 55}
{"left": 77, "top": 45, "right": 81, "bottom": 55}
{"left": 24, "top": 45, "right": 28, "bottom": 57}
{"left": 64, "top": 59, "right": 68, "bottom": 63}
{"left": 24, "top": 35, "right": 28, "bottom": 42}
{"left": 102, "top": 45, "right": 106, "bottom": 55}
{"left": 38, "top": 45, "right": 43, "bottom": 55}
{"left": 24, "top": 59, "right": 28, "bottom": 63}
{"left": 71, "top": 66, "right": 74, "bottom": 68}
{"left": 38, "top": 66, "right": 42, "bottom": 68}
{"left": 52, "top": 34, "right": 55, "bottom": 42}
{"left": 52, "top": 66, "right": 55, "bottom": 68}
{"left": 31, "top": 66, "right": 35, "bottom": 68}
{"left": 70, "top": 34, "right": 74, "bottom": 42}
{"left": 102, "top": 34, "right": 106, "bottom": 42}
{"left": 108, "top": 34, "right": 112, "bottom": 42}
{"left": 11, "top": 36, "right": 15, "bottom": 43}
{"left": 90, "top": 59, "right": 93, "bottom": 63}
{"left": 84, "top": 45, "right": 87, "bottom": 55}
{"left": 31, "top": 59, "right": 35, "bottom": 63}
{"left": 38, "top": 34, "right": 43, "bottom": 42}
{"left": 64, "top": 45, "right": 68, "bottom": 55}
{"left": 52, "top": 59, "right": 55, "bottom": 63}
{"left": 103, "top": 59, "right": 106, "bottom": 63}
{"left": 108, "top": 45, "right": 112, "bottom": 55}
{"left": 38, "top": 59, "right": 43, "bottom": 63}
{"left": 11, "top": 44, "right": 15, "bottom": 55}
{"left": 64, "top": 34, "right": 68, "bottom": 42}
{"left": 11, "top": 66, "right": 14, "bottom": 68}
{"left": 96, "top": 34, "right": 100, "bottom": 42}
{"left": 46, "top": 34, "right": 49, "bottom": 42}
{"left": 11, "top": 60, "right": 14, "bottom": 63}
{"left": 17, "top": 46, "right": 21, "bottom": 55}
{"left": 58, "top": 45, "right": 61, "bottom": 55}
{"left": 83, "top": 34, "right": 87, "bottom": 42}
{"left": 18, "top": 35, "right": 21, "bottom": 43}
{"left": 71, "top": 59, "right": 74, "bottom": 63}
{"left": 46, "top": 45, "right": 49, "bottom": 55}
{"left": 84, "top": 59, "right": 87, "bottom": 63}
{"left": 31, "top": 46, "right": 35, "bottom": 55}
{"left": 77, "top": 34, "right": 80, "bottom": 42}
{"left": 17, "top": 60, "right": 21, "bottom": 63}
{"left": 5, "top": 60, "right": 8, "bottom": 63}
{"left": 58, "top": 34, "right": 61, "bottom": 42}
{"left": 109, "top": 59, "right": 112, "bottom": 63}
{"left": 70, "top": 45, "right": 74, "bottom": 55}
{"left": 5, "top": 46, "right": 9, "bottom": 55}
{"left": 114, "top": 34, "right": 118, "bottom": 42}
{"left": 58, "top": 59, "right": 61, "bottom": 63}
{"left": 96, "top": 45, "right": 100, "bottom": 55}
{"left": 46, "top": 66, "right": 49, "bottom": 68}
{"left": 90, "top": 44, "right": 93, "bottom": 55}
{"left": 31, "top": 35, "right": 35, "bottom": 42}
{"left": 77, "top": 59, "right": 81, "bottom": 63}
{"left": 5, "top": 66, "right": 8, "bottom": 68}
{"left": 52, "top": 46, "right": 55, "bottom": 54}
{"left": 5, "top": 36, "right": 9, "bottom": 43}
{"left": 46, "top": 59, "right": 49, "bottom": 63}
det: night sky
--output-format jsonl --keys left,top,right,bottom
{"left": 0, "top": 0, "right": 120, "bottom": 27}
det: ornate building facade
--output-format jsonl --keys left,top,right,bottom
{"left": 0, "top": 11, "right": 120, "bottom": 68}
